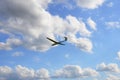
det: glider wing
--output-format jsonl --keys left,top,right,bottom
{"left": 46, "top": 37, "right": 58, "bottom": 43}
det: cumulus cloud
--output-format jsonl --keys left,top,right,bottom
{"left": 0, "top": 0, "right": 94, "bottom": 52}
{"left": 87, "top": 17, "right": 97, "bottom": 31}
{"left": 66, "top": 15, "right": 91, "bottom": 37}
{"left": 53, "top": 65, "right": 98, "bottom": 78}
{"left": 53, "top": 0, "right": 105, "bottom": 9}
{"left": 76, "top": 38, "right": 93, "bottom": 53}
{"left": 75, "top": 0, "right": 105, "bottom": 9}
{"left": 1, "top": 64, "right": 120, "bottom": 80}
{"left": 0, "top": 65, "right": 99, "bottom": 80}
{"left": 35, "top": 68, "right": 50, "bottom": 80}
{"left": 0, "top": 66, "right": 12, "bottom": 75}
{"left": 106, "top": 74, "right": 120, "bottom": 80}
{"left": 105, "top": 21, "right": 120, "bottom": 29}
{"left": 0, "top": 66, "right": 13, "bottom": 80}
{"left": 0, "top": 38, "right": 22, "bottom": 50}
{"left": 15, "top": 65, "right": 35, "bottom": 79}
{"left": 0, "top": 65, "right": 50, "bottom": 80}
{"left": 68, "top": 34, "right": 93, "bottom": 52}
{"left": 97, "top": 63, "right": 120, "bottom": 73}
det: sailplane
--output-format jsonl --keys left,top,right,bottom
{"left": 47, "top": 37, "right": 67, "bottom": 46}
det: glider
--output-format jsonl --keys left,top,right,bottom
{"left": 47, "top": 37, "right": 67, "bottom": 46}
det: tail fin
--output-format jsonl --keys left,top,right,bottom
{"left": 64, "top": 37, "right": 67, "bottom": 41}
{"left": 60, "top": 37, "right": 67, "bottom": 42}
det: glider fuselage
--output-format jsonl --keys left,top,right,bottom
{"left": 47, "top": 37, "right": 67, "bottom": 46}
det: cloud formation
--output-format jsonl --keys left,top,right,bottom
{"left": 53, "top": 0, "right": 105, "bottom": 9}
{"left": 1, "top": 64, "right": 120, "bottom": 80}
{"left": 87, "top": 17, "right": 97, "bottom": 31}
{"left": 0, "top": 65, "right": 50, "bottom": 80}
{"left": 106, "top": 74, "right": 120, "bottom": 80}
{"left": 0, "top": 0, "right": 98, "bottom": 52}
{"left": 0, "top": 65, "right": 99, "bottom": 80}
{"left": 105, "top": 21, "right": 120, "bottom": 29}
{"left": 0, "top": 38, "right": 22, "bottom": 50}
{"left": 97, "top": 63, "right": 120, "bottom": 73}
{"left": 68, "top": 34, "right": 93, "bottom": 52}
{"left": 75, "top": 0, "right": 105, "bottom": 9}
{"left": 53, "top": 65, "right": 98, "bottom": 78}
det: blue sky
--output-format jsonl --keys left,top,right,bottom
{"left": 0, "top": 0, "right": 120, "bottom": 80}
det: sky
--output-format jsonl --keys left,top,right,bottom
{"left": 0, "top": 0, "right": 120, "bottom": 80}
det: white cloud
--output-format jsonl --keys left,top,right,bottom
{"left": 116, "top": 51, "right": 120, "bottom": 60}
{"left": 0, "top": 66, "right": 12, "bottom": 75}
{"left": 106, "top": 74, "right": 120, "bottom": 80}
{"left": 106, "top": 2, "right": 114, "bottom": 7}
{"left": 1, "top": 64, "right": 120, "bottom": 80}
{"left": 53, "top": 65, "right": 98, "bottom": 78}
{"left": 0, "top": 66, "right": 13, "bottom": 80}
{"left": 0, "top": 65, "right": 50, "bottom": 80}
{"left": 16, "top": 65, "right": 35, "bottom": 79}
{"left": 66, "top": 15, "right": 91, "bottom": 37}
{"left": 12, "top": 52, "right": 24, "bottom": 57}
{"left": 0, "top": 0, "right": 94, "bottom": 53}
{"left": 16, "top": 65, "right": 50, "bottom": 80}
{"left": 76, "top": 38, "right": 93, "bottom": 53}
{"left": 0, "top": 38, "right": 22, "bottom": 50}
{"left": 35, "top": 68, "right": 50, "bottom": 80}
{"left": 53, "top": 0, "right": 105, "bottom": 9}
{"left": 97, "top": 63, "right": 120, "bottom": 73}
{"left": 87, "top": 17, "right": 97, "bottom": 31}
{"left": 75, "top": 0, "right": 105, "bottom": 9}
{"left": 0, "top": 65, "right": 99, "bottom": 79}
{"left": 105, "top": 21, "right": 120, "bottom": 29}
{"left": 68, "top": 34, "right": 93, "bottom": 52}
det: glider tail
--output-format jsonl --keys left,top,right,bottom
{"left": 60, "top": 37, "right": 67, "bottom": 42}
